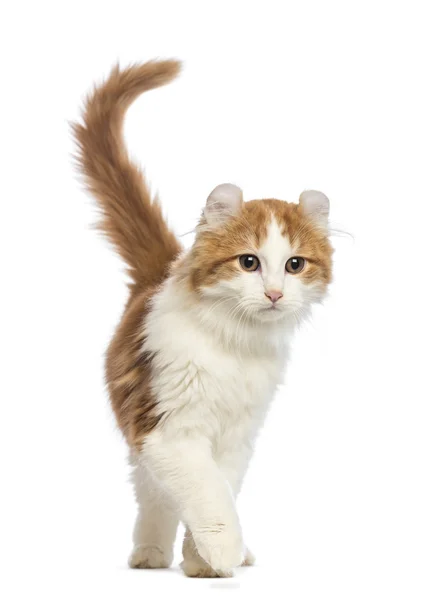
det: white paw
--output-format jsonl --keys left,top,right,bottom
{"left": 193, "top": 528, "right": 244, "bottom": 573}
{"left": 181, "top": 557, "right": 233, "bottom": 578}
{"left": 128, "top": 545, "right": 172, "bottom": 569}
{"left": 242, "top": 546, "right": 255, "bottom": 566}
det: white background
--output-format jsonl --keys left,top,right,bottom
{"left": 1, "top": 1, "right": 431, "bottom": 598}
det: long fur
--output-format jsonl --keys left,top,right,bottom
{"left": 73, "top": 60, "right": 181, "bottom": 289}
{"left": 73, "top": 59, "right": 333, "bottom": 579}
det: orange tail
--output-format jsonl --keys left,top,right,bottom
{"left": 73, "top": 60, "right": 182, "bottom": 288}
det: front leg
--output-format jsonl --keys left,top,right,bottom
{"left": 141, "top": 434, "right": 244, "bottom": 574}
{"left": 217, "top": 444, "right": 256, "bottom": 565}
{"left": 181, "top": 527, "right": 255, "bottom": 578}
{"left": 181, "top": 442, "right": 256, "bottom": 578}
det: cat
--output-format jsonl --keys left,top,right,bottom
{"left": 73, "top": 59, "right": 333, "bottom": 578}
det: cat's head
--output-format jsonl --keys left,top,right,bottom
{"left": 182, "top": 184, "right": 333, "bottom": 326}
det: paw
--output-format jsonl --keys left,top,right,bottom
{"left": 181, "top": 557, "right": 233, "bottom": 578}
{"left": 128, "top": 545, "right": 172, "bottom": 569}
{"left": 193, "top": 527, "right": 244, "bottom": 573}
{"left": 242, "top": 546, "right": 255, "bottom": 566}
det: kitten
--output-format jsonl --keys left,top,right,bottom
{"left": 73, "top": 59, "right": 333, "bottom": 578}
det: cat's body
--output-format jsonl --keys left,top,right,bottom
{"left": 74, "top": 59, "right": 333, "bottom": 577}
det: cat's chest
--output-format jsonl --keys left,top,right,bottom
{"left": 150, "top": 330, "right": 285, "bottom": 437}
{"left": 145, "top": 296, "right": 288, "bottom": 440}
{"left": 197, "top": 349, "right": 279, "bottom": 406}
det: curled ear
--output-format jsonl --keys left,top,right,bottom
{"left": 299, "top": 190, "right": 330, "bottom": 225}
{"left": 204, "top": 183, "right": 243, "bottom": 226}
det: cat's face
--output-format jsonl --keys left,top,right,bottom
{"left": 187, "top": 184, "right": 333, "bottom": 325}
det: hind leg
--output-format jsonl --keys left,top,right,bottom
{"left": 128, "top": 461, "right": 179, "bottom": 569}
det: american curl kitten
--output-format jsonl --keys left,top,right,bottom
{"left": 73, "top": 59, "right": 333, "bottom": 578}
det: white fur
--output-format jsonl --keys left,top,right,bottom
{"left": 128, "top": 456, "right": 179, "bottom": 569}
{"left": 204, "top": 183, "right": 243, "bottom": 226}
{"left": 132, "top": 215, "right": 328, "bottom": 575}
{"left": 257, "top": 217, "right": 294, "bottom": 294}
{"left": 299, "top": 190, "right": 330, "bottom": 225}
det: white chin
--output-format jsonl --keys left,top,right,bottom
{"left": 255, "top": 307, "right": 288, "bottom": 323}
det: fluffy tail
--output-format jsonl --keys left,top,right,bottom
{"left": 73, "top": 60, "right": 182, "bottom": 288}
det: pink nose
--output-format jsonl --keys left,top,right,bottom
{"left": 265, "top": 290, "right": 283, "bottom": 303}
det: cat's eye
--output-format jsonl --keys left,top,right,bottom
{"left": 285, "top": 257, "right": 306, "bottom": 274}
{"left": 239, "top": 255, "right": 260, "bottom": 272}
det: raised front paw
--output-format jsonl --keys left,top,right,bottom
{"left": 192, "top": 525, "right": 244, "bottom": 573}
{"left": 181, "top": 544, "right": 255, "bottom": 578}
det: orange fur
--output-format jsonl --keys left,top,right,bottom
{"left": 73, "top": 60, "right": 181, "bottom": 291}
{"left": 180, "top": 199, "right": 332, "bottom": 292}
{"left": 73, "top": 60, "right": 332, "bottom": 449}
{"left": 73, "top": 60, "right": 182, "bottom": 447}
